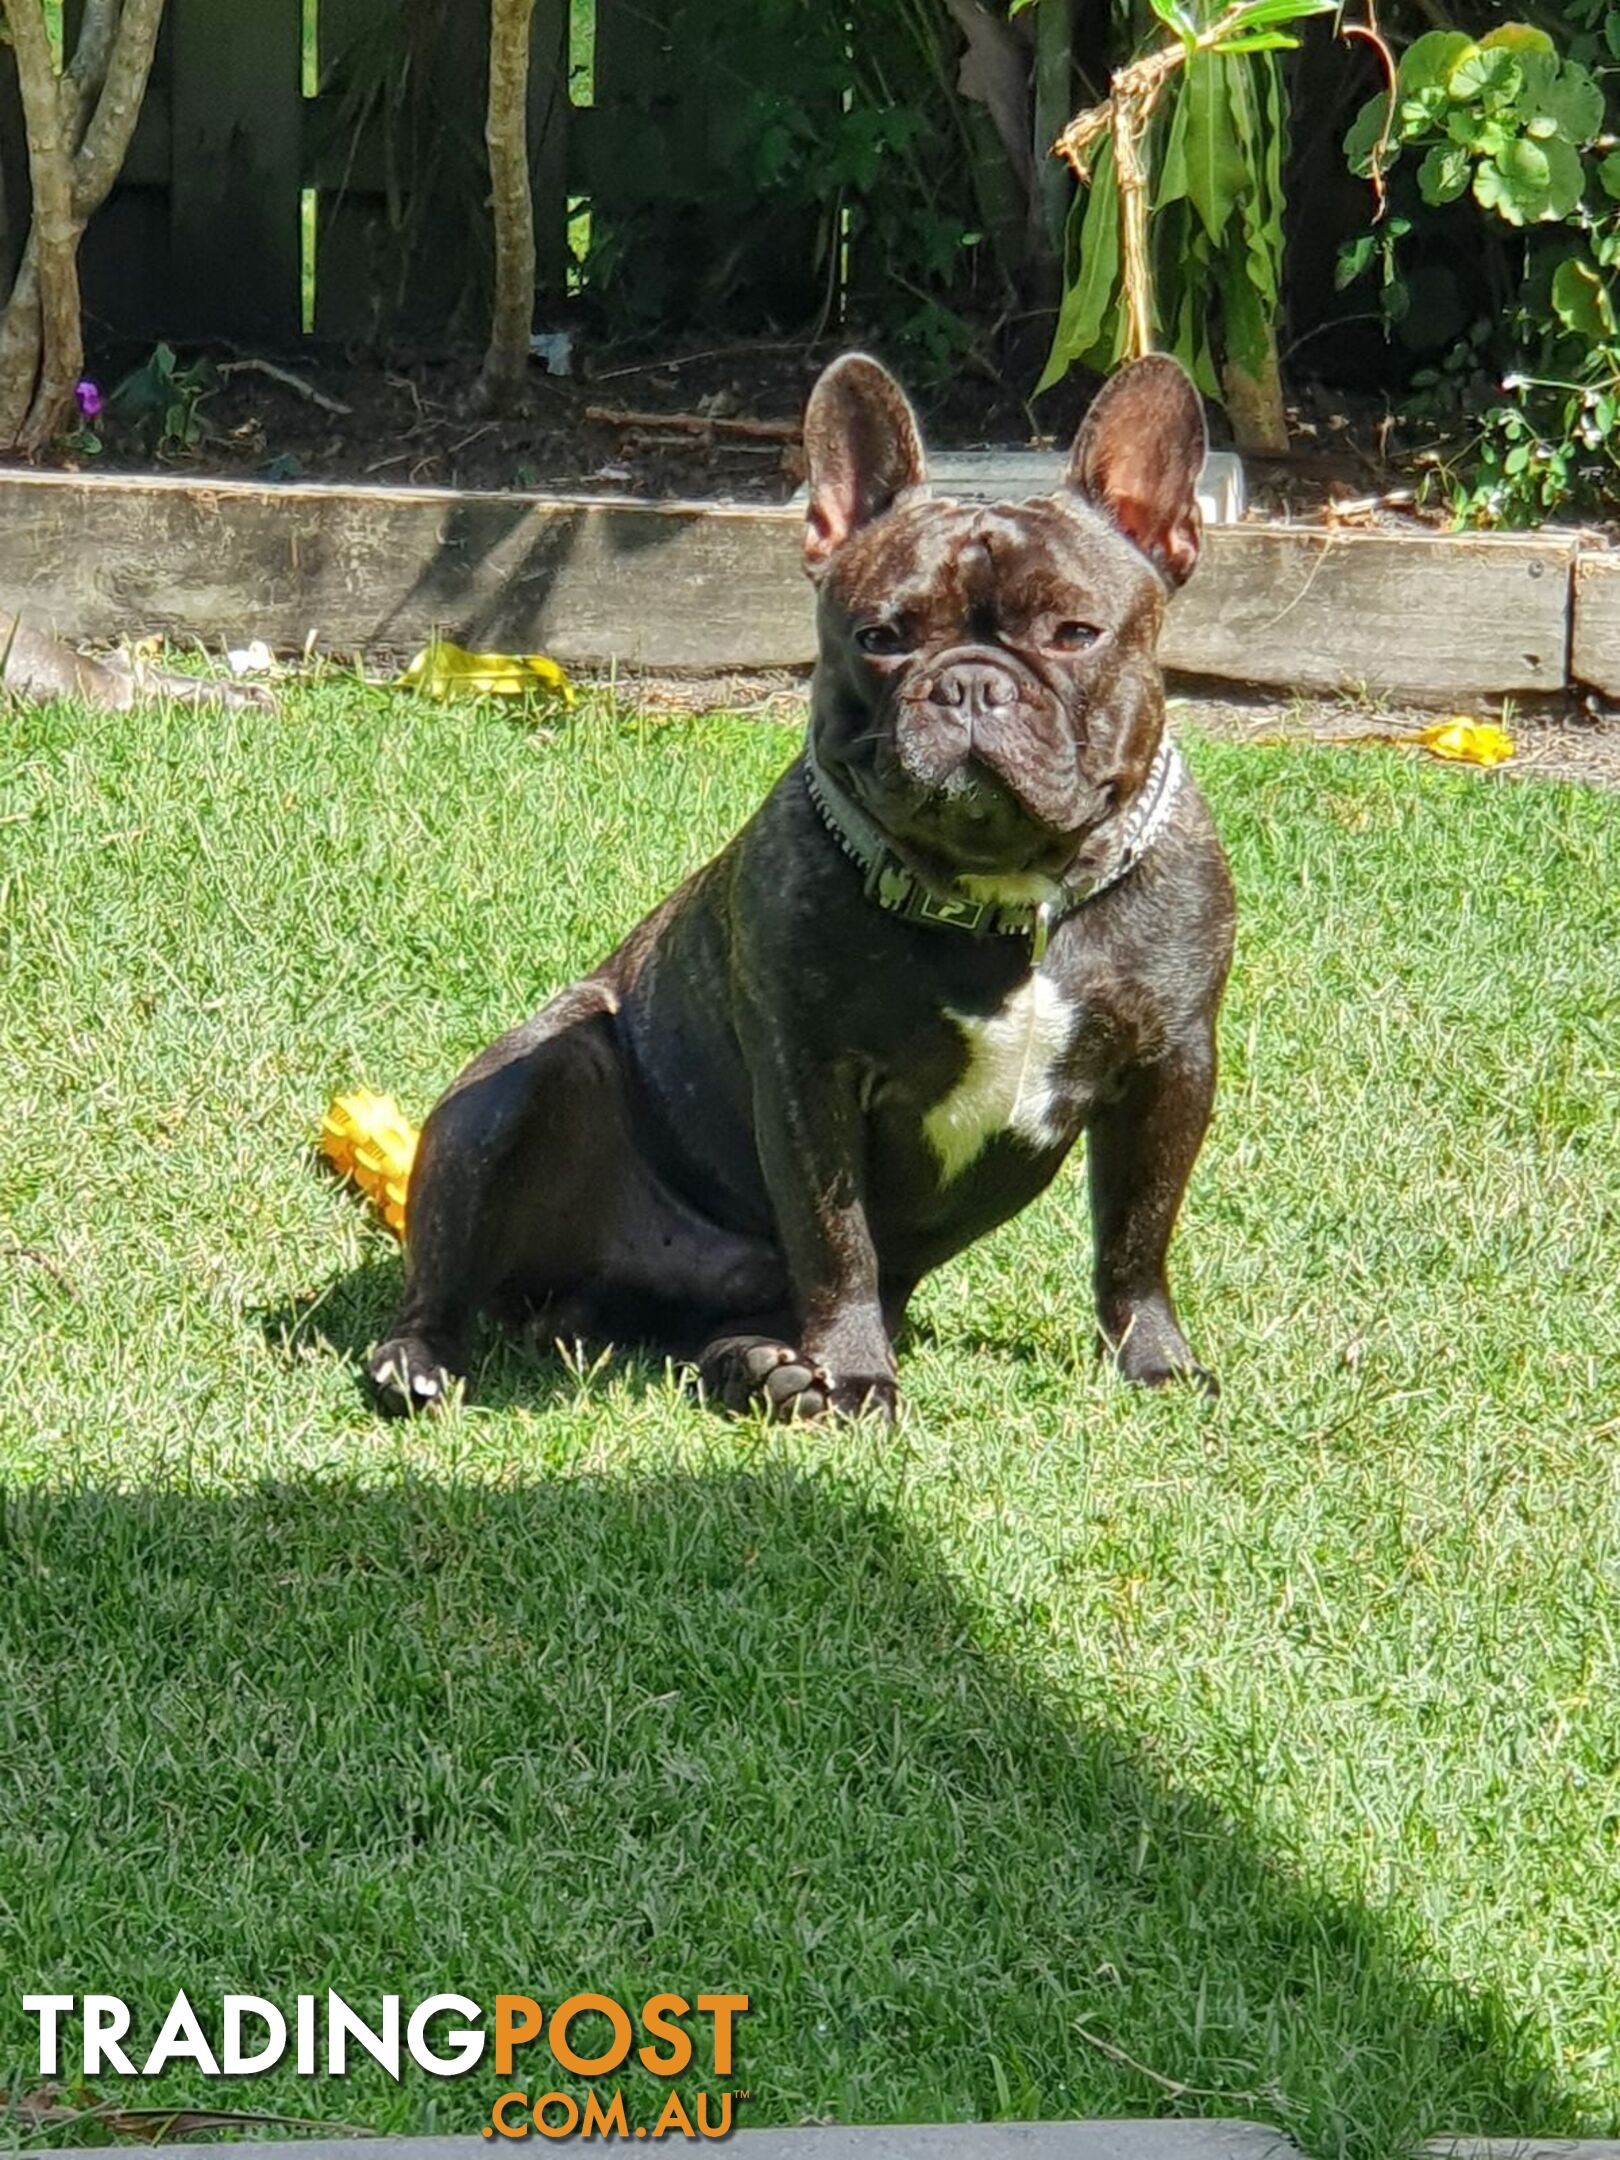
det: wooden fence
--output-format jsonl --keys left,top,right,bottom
{"left": 0, "top": 0, "right": 837, "bottom": 353}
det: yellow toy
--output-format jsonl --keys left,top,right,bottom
{"left": 1413, "top": 718, "right": 1515, "bottom": 768}
{"left": 320, "top": 1090, "right": 419, "bottom": 1238}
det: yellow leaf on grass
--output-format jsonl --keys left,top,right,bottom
{"left": 320, "top": 1088, "right": 419, "bottom": 1239}
{"left": 1414, "top": 719, "right": 1515, "bottom": 767}
{"left": 395, "top": 638, "right": 575, "bottom": 704}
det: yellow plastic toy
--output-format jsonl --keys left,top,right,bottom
{"left": 1413, "top": 718, "right": 1515, "bottom": 768}
{"left": 394, "top": 638, "right": 575, "bottom": 704}
{"left": 320, "top": 1090, "right": 418, "bottom": 1238}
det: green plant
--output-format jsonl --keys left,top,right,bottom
{"left": 583, "top": 0, "right": 1005, "bottom": 382}
{"left": 1341, "top": 22, "right": 1620, "bottom": 523}
{"left": 1037, "top": 0, "right": 1334, "bottom": 451}
{"left": 105, "top": 342, "right": 215, "bottom": 457}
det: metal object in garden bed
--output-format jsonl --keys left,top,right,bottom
{"left": 924, "top": 448, "right": 1246, "bottom": 525}
{"left": 793, "top": 450, "right": 1245, "bottom": 526}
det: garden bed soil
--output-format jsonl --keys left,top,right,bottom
{"left": 27, "top": 334, "right": 1536, "bottom": 538}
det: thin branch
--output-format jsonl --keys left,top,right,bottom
{"left": 1343, "top": 0, "right": 1398, "bottom": 221}
{"left": 1072, "top": 2020, "right": 1278, "bottom": 2111}
{"left": 479, "top": 0, "right": 539, "bottom": 406}
{"left": 584, "top": 403, "right": 800, "bottom": 441}
{"left": 218, "top": 356, "right": 354, "bottom": 414}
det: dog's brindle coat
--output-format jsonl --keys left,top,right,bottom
{"left": 370, "top": 352, "right": 1235, "bottom": 1421}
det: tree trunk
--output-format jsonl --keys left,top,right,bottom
{"left": 2, "top": 0, "right": 80, "bottom": 450}
{"left": 0, "top": 0, "right": 169, "bottom": 455}
{"left": 1218, "top": 260, "right": 1289, "bottom": 453}
{"left": 478, "top": 0, "right": 538, "bottom": 409}
{"left": 1221, "top": 337, "right": 1289, "bottom": 455}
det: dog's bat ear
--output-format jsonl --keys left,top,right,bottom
{"left": 802, "top": 354, "right": 926, "bottom": 572}
{"left": 1067, "top": 354, "right": 1207, "bottom": 589}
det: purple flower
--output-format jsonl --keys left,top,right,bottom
{"left": 75, "top": 378, "right": 103, "bottom": 420}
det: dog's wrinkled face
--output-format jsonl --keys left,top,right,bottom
{"left": 802, "top": 353, "right": 1207, "bottom": 889}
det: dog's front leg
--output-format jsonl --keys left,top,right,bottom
{"left": 1086, "top": 1029, "right": 1218, "bottom": 1392}
{"left": 699, "top": 1047, "right": 895, "bottom": 1424}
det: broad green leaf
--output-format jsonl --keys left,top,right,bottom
{"left": 1226, "top": 45, "right": 1260, "bottom": 151}
{"left": 1417, "top": 142, "right": 1471, "bottom": 204}
{"left": 1400, "top": 88, "right": 1449, "bottom": 134}
{"left": 1343, "top": 92, "right": 1390, "bottom": 177}
{"left": 1154, "top": 82, "right": 1190, "bottom": 209}
{"left": 1599, "top": 149, "right": 1620, "bottom": 200}
{"left": 1539, "top": 135, "right": 1585, "bottom": 218}
{"left": 1183, "top": 54, "right": 1246, "bottom": 244}
{"left": 1473, "top": 156, "right": 1517, "bottom": 220}
{"left": 1448, "top": 44, "right": 1522, "bottom": 106}
{"left": 1473, "top": 139, "right": 1558, "bottom": 224}
{"left": 1479, "top": 21, "right": 1556, "bottom": 55}
{"left": 1551, "top": 255, "right": 1617, "bottom": 338}
{"left": 1397, "top": 29, "right": 1472, "bottom": 91}
{"left": 1500, "top": 135, "right": 1550, "bottom": 188}
{"left": 1336, "top": 232, "right": 1377, "bottom": 288}
{"left": 1219, "top": 241, "right": 1273, "bottom": 382}
{"left": 1525, "top": 61, "right": 1604, "bottom": 144}
{"left": 1446, "top": 109, "right": 1507, "bottom": 156}
{"left": 1228, "top": 0, "right": 1336, "bottom": 20}
{"left": 1037, "top": 144, "right": 1120, "bottom": 393}
{"left": 1147, "top": 0, "right": 1199, "bottom": 51}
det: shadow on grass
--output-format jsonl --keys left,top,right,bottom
{"left": 254, "top": 1256, "right": 678, "bottom": 1416}
{"left": 0, "top": 1469, "right": 1580, "bottom": 2158}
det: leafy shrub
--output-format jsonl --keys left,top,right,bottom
{"left": 1340, "top": 22, "right": 1620, "bottom": 524}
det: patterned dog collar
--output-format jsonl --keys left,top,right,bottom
{"left": 803, "top": 734, "right": 1183, "bottom": 961}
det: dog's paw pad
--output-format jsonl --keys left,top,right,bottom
{"left": 762, "top": 1361, "right": 825, "bottom": 1418}
{"left": 698, "top": 1335, "right": 830, "bottom": 1421}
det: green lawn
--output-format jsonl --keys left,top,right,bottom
{"left": 2, "top": 683, "right": 1618, "bottom": 2159}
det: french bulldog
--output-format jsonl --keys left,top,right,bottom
{"left": 369, "top": 350, "right": 1235, "bottom": 1422}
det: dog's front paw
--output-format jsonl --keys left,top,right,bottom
{"left": 368, "top": 1334, "right": 464, "bottom": 1417}
{"left": 1101, "top": 1300, "right": 1218, "bottom": 1397}
{"left": 824, "top": 1372, "right": 898, "bottom": 1424}
{"left": 1118, "top": 1348, "right": 1220, "bottom": 1397}
{"left": 696, "top": 1338, "right": 899, "bottom": 1424}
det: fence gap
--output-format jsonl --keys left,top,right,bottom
{"left": 569, "top": 0, "right": 594, "bottom": 105}
{"left": 301, "top": 0, "right": 319, "bottom": 98}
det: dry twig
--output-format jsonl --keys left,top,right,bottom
{"left": 585, "top": 404, "right": 801, "bottom": 442}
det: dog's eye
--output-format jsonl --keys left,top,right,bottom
{"left": 855, "top": 622, "right": 910, "bottom": 657}
{"left": 1049, "top": 621, "right": 1102, "bottom": 651}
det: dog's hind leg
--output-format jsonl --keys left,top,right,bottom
{"left": 368, "top": 985, "right": 624, "bottom": 1414}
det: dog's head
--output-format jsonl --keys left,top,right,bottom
{"left": 802, "top": 351, "right": 1205, "bottom": 893}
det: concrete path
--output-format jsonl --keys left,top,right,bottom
{"left": 83, "top": 2125, "right": 1620, "bottom": 2160}
{"left": 137, "top": 2126, "right": 1299, "bottom": 2160}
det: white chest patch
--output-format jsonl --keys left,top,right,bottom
{"left": 924, "top": 971, "right": 1080, "bottom": 1183}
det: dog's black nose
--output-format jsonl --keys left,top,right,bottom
{"left": 933, "top": 662, "right": 1020, "bottom": 718}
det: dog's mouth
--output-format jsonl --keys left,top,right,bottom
{"left": 838, "top": 688, "right": 1113, "bottom": 885}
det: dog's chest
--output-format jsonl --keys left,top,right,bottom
{"left": 923, "top": 970, "right": 1080, "bottom": 1183}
